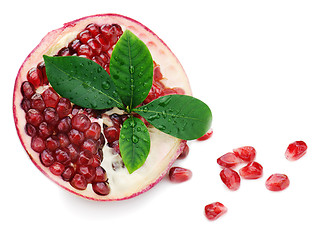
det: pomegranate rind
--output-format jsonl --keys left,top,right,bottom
{"left": 13, "top": 14, "right": 191, "bottom": 201}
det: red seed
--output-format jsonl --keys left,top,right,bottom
{"left": 31, "top": 136, "right": 46, "bottom": 153}
{"left": 239, "top": 162, "right": 263, "bottom": 179}
{"left": 78, "top": 150, "right": 94, "bottom": 165}
{"left": 68, "top": 129, "right": 85, "bottom": 146}
{"left": 220, "top": 168, "right": 241, "bottom": 190}
{"left": 197, "top": 128, "right": 213, "bottom": 141}
{"left": 77, "top": 165, "right": 96, "bottom": 183}
{"left": 49, "top": 162, "right": 65, "bottom": 176}
{"left": 37, "top": 61, "right": 48, "bottom": 85}
{"left": 21, "top": 81, "right": 35, "bottom": 99}
{"left": 27, "top": 67, "right": 42, "bottom": 88}
{"left": 57, "top": 133, "right": 70, "bottom": 148}
{"left": 85, "top": 122, "right": 101, "bottom": 140}
{"left": 169, "top": 167, "right": 192, "bottom": 183}
{"left": 71, "top": 113, "right": 91, "bottom": 132}
{"left": 92, "top": 182, "right": 110, "bottom": 196}
{"left": 77, "top": 30, "right": 92, "bottom": 44}
{"left": 30, "top": 93, "right": 46, "bottom": 112}
{"left": 57, "top": 117, "right": 72, "bottom": 133}
{"left": 38, "top": 122, "right": 54, "bottom": 139}
{"left": 178, "top": 144, "right": 189, "bottom": 160}
{"left": 233, "top": 146, "right": 256, "bottom": 162}
{"left": 61, "top": 166, "right": 75, "bottom": 181}
{"left": 94, "top": 166, "right": 107, "bottom": 182}
{"left": 25, "top": 123, "right": 37, "bottom": 137}
{"left": 26, "top": 109, "right": 43, "bottom": 127}
{"left": 204, "top": 202, "right": 227, "bottom": 221}
{"left": 20, "top": 98, "right": 31, "bottom": 112}
{"left": 81, "top": 139, "right": 98, "bottom": 154}
{"left": 86, "top": 23, "right": 100, "bottom": 37}
{"left": 43, "top": 107, "right": 59, "bottom": 126}
{"left": 56, "top": 98, "right": 72, "bottom": 118}
{"left": 265, "top": 174, "right": 290, "bottom": 191}
{"left": 66, "top": 144, "right": 80, "bottom": 162}
{"left": 57, "top": 47, "right": 71, "bottom": 56}
{"left": 103, "top": 126, "right": 120, "bottom": 144}
{"left": 46, "top": 136, "right": 60, "bottom": 151}
{"left": 70, "top": 174, "right": 87, "bottom": 190}
{"left": 77, "top": 44, "right": 93, "bottom": 58}
{"left": 42, "top": 87, "right": 59, "bottom": 108}
{"left": 217, "top": 152, "right": 241, "bottom": 168}
{"left": 40, "top": 149, "right": 55, "bottom": 167}
{"left": 55, "top": 148, "right": 71, "bottom": 165}
{"left": 285, "top": 141, "right": 307, "bottom": 161}
{"left": 87, "top": 38, "right": 102, "bottom": 55}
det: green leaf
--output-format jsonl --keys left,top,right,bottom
{"left": 134, "top": 95, "right": 212, "bottom": 140}
{"left": 43, "top": 55, "right": 123, "bottom": 109}
{"left": 119, "top": 116, "right": 150, "bottom": 174}
{"left": 110, "top": 30, "right": 153, "bottom": 109}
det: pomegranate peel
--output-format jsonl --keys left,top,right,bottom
{"left": 13, "top": 14, "right": 195, "bottom": 201}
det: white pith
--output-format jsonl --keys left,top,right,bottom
{"left": 13, "top": 14, "right": 191, "bottom": 201}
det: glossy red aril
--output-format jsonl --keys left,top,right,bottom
{"left": 285, "top": 141, "right": 307, "bottom": 161}
{"left": 220, "top": 168, "right": 240, "bottom": 190}
{"left": 217, "top": 152, "right": 241, "bottom": 168}
{"left": 233, "top": 146, "right": 256, "bottom": 162}
{"left": 169, "top": 167, "right": 192, "bottom": 183}
{"left": 239, "top": 162, "right": 263, "bottom": 179}
{"left": 177, "top": 144, "right": 189, "bottom": 160}
{"left": 265, "top": 174, "right": 290, "bottom": 191}
{"left": 204, "top": 202, "right": 227, "bottom": 221}
{"left": 197, "top": 128, "right": 213, "bottom": 141}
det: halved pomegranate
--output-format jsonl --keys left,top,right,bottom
{"left": 13, "top": 14, "right": 192, "bottom": 201}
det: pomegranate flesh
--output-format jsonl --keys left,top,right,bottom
{"left": 13, "top": 14, "right": 192, "bottom": 201}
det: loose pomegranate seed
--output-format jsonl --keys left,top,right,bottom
{"left": 78, "top": 150, "right": 94, "bottom": 165}
{"left": 56, "top": 98, "right": 72, "bottom": 118}
{"left": 61, "top": 166, "right": 75, "bottom": 181}
{"left": 43, "top": 107, "right": 59, "bottom": 126}
{"left": 38, "top": 122, "right": 54, "bottom": 139}
{"left": 21, "top": 98, "right": 31, "bottom": 112}
{"left": 55, "top": 148, "right": 71, "bottom": 164}
{"left": 77, "top": 165, "right": 96, "bottom": 183}
{"left": 285, "top": 141, "right": 307, "bottom": 161}
{"left": 71, "top": 113, "right": 91, "bottom": 132}
{"left": 92, "top": 182, "right": 110, "bottom": 196}
{"left": 27, "top": 67, "right": 42, "bottom": 88}
{"left": 178, "top": 144, "right": 189, "bottom": 160}
{"left": 197, "top": 128, "right": 213, "bottom": 141}
{"left": 26, "top": 109, "right": 43, "bottom": 127}
{"left": 217, "top": 152, "right": 241, "bottom": 168}
{"left": 94, "top": 166, "right": 107, "bottom": 182}
{"left": 239, "top": 162, "right": 263, "bottom": 179}
{"left": 49, "top": 162, "right": 65, "bottom": 176}
{"left": 85, "top": 122, "right": 101, "bottom": 140}
{"left": 46, "top": 136, "right": 60, "bottom": 151}
{"left": 169, "top": 167, "right": 192, "bottom": 183}
{"left": 57, "top": 117, "right": 72, "bottom": 133}
{"left": 81, "top": 139, "right": 98, "bottom": 154}
{"left": 71, "top": 174, "right": 87, "bottom": 190}
{"left": 103, "top": 126, "right": 120, "bottom": 144}
{"left": 30, "top": 93, "right": 46, "bottom": 112}
{"left": 21, "top": 81, "right": 35, "bottom": 99}
{"left": 233, "top": 146, "right": 256, "bottom": 162}
{"left": 265, "top": 174, "right": 290, "bottom": 191}
{"left": 42, "top": 87, "right": 59, "bottom": 108}
{"left": 25, "top": 123, "right": 37, "bottom": 137}
{"left": 68, "top": 129, "right": 85, "bottom": 146}
{"left": 204, "top": 202, "right": 227, "bottom": 221}
{"left": 40, "top": 149, "right": 55, "bottom": 167}
{"left": 220, "top": 168, "right": 241, "bottom": 190}
{"left": 31, "top": 136, "right": 46, "bottom": 153}
{"left": 57, "top": 133, "right": 70, "bottom": 148}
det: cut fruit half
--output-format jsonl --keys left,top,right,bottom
{"left": 13, "top": 14, "right": 192, "bottom": 201}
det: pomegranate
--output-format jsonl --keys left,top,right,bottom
{"left": 13, "top": 14, "right": 192, "bottom": 201}
{"left": 265, "top": 174, "right": 290, "bottom": 191}
{"left": 204, "top": 202, "right": 227, "bottom": 221}
{"left": 285, "top": 141, "right": 307, "bottom": 161}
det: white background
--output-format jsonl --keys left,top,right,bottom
{"left": 2, "top": 0, "right": 320, "bottom": 239}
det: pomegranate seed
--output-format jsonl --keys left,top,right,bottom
{"left": 78, "top": 30, "right": 92, "bottom": 44}
{"left": 55, "top": 148, "right": 71, "bottom": 164}
{"left": 30, "top": 93, "right": 46, "bottom": 112}
{"left": 87, "top": 38, "right": 102, "bottom": 55}
{"left": 57, "top": 116, "right": 72, "bottom": 133}
{"left": 31, "top": 136, "right": 46, "bottom": 153}
{"left": 110, "top": 113, "right": 123, "bottom": 127}
{"left": 103, "top": 126, "right": 120, "bottom": 144}
{"left": 86, "top": 23, "right": 100, "bottom": 37}
{"left": 43, "top": 107, "right": 59, "bottom": 126}
{"left": 68, "top": 39, "right": 81, "bottom": 53}
{"left": 81, "top": 139, "right": 98, "bottom": 154}
{"left": 85, "top": 122, "right": 101, "bottom": 140}
{"left": 61, "top": 166, "right": 75, "bottom": 181}
{"left": 197, "top": 128, "right": 213, "bottom": 141}
{"left": 111, "top": 140, "right": 120, "bottom": 155}
{"left": 66, "top": 144, "right": 79, "bottom": 162}
{"left": 92, "top": 182, "right": 110, "bottom": 196}
{"left": 71, "top": 174, "right": 87, "bottom": 190}
{"left": 97, "top": 133, "right": 106, "bottom": 149}
{"left": 57, "top": 47, "right": 71, "bottom": 56}
{"left": 21, "top": 81, "right": 35, "bottom": 99}
{"left": 49, "top": 162, "right": 65, "bottom": 176}
{"left": 27, "top": 67, "right": 42, "bottom": 88}
{"left": 40, "top": 149, "right": 55, "bottom": 167}
{"left": 217, "top": 152, "right": 241, "bottom": 168}
{"left": 46, "top": 136, "right": 60, "bottom": 151}
{"left": 92, "top": 56, "right": 104, "bottom": 66}
{"left": 25, "top": 123, "right": 37, "bottom": 137}
{"left": 37, "top": 62, "right": 48, "bottom": 85}
{"left": 95, "top": 34, "right": 111, "bottom": 52}
{"left": 77, "top": 44, "right": 93, "bottom": 58}
{"left": 265, "top": 174, "right": 290, "bottom": 191}
{"left": 57, "top": 133, "right": 70, "bottom": 148}
{"left": 71, "top": 113, "right": 91, "bottom": 132}
{"left": 78, "top": 150, "right": 94, "bottom": 165}
{"left": 38, "top": 122, "right": 54, "bottom": 139}
{"left": 153, "top": 66, "right": 163, "bottom": 81}
{"left": 239, "top": 162, "right": 263, "bottom": 179}
{"left": 21, "top": 98, "right": 31, "bottom": 112}
{"left": 94, "top": 166, "right": 107, "bottom": 182}
{"left": 204, "top": 202, "right": 227, "bottom": 221}
{"left": 26, "top": 109, "right": 43, "bottom": 127}
{"left": 285, "top": 141, "right": 307, "bottom": 161}
{"left": 56, "top": 98, "right": 72, "bottom": 118}
{"left": 233, "top": 146, "right": 256, "bottom": 162}
{"left": 220, "top": 168, "right": 241, "bottom": 190}
{"left": 77, "top": 165, "right": 96, "bottom": 183}
{"left": 99, "top": 52, "right": 110, "bottom": 64}
{"left": 42, "top": 87, "right": 59, "bottom": 108}
{"left": 68, "top": 129, "right": 85, "bottom": 146}
{"left": 178, "top": 144, "right": 189, "bottom": 159}
{"left": 169, "top": 167, "right": 192, "bottom": 183}
{"left": 92, "top": 154, "right": 102, "bottom": 167}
